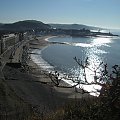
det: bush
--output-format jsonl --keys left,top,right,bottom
{"left": 45, "top": 58, "right": 120, "bottom": 120}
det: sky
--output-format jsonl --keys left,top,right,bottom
{"left": 0, "top": 0, "right": 120, "bottom": 29}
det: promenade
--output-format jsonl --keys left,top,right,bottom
{"left": 0, "top": 35, "right": 91, "bottom": 118}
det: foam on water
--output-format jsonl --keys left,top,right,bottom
{"left": 31, "top": 49, "right": 54, "bottom": 71}
{"left": 31, "top": 48, "right": 101, "bottom": 96}
{"left": 30, "top": 35, "right": 120, "bottom": 96}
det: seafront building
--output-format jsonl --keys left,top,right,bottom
{"left": 0, "top": 32, "right": 25, "bottom": 54}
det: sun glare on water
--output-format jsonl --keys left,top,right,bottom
{"left": 73, "top": 37, "right": 112, "bottom": 96}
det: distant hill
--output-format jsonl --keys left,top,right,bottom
{"left": 0, "top": 20, "right": 51, "bottom": 31}
{"left": 0, "top": 20, "right": 104, "bottom": 32}
{"left": 49, "top": 23, "right": 101, "bottom": 30}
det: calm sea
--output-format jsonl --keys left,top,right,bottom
{"left": 31, "top": 30, "right": 120, "bottom": 95}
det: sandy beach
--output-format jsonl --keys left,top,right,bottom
{"left": 2, "top": 35, "right": 90, "bottom": 115}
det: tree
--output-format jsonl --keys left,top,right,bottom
{"left": 46, "top": 57, "right": 120, "bottom": 120}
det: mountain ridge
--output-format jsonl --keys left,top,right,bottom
{"left": 0, "top": 20, "right": 104, "bottom": 32}
{"left": 49, "top": 23, "right": 101, "bottom": 30}
{"left": 0, "top": 20, "right": 51, "bottom": 31}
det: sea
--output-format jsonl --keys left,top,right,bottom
{"left": 31, "top": 29, "right": 120, "bottom": 96}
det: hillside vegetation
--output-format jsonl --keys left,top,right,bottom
{"left": 0, "top": 20, "right": 51, "bottom": 31}
{"left": 49, "top": 23, "right": 101, "bottom": 30}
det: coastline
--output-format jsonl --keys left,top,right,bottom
{"left": 29, "top": 35, "right": 90, "bottom": 98}
{"left": 2, "top": 35, "right": 90, "bottom": 115}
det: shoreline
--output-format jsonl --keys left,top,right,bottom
{"left": 2, "top": 35, "right": 91, "bottom": 115}
{"left": 29, "top": 35, "right": 90, "bottom": 98}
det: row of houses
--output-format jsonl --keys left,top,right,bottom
{"left": 35, "top": 28, "right": 91, "bottom": 36}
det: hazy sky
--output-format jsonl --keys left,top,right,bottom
{"left": 0, "top": 0, "right": 120, "bottom": 29}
